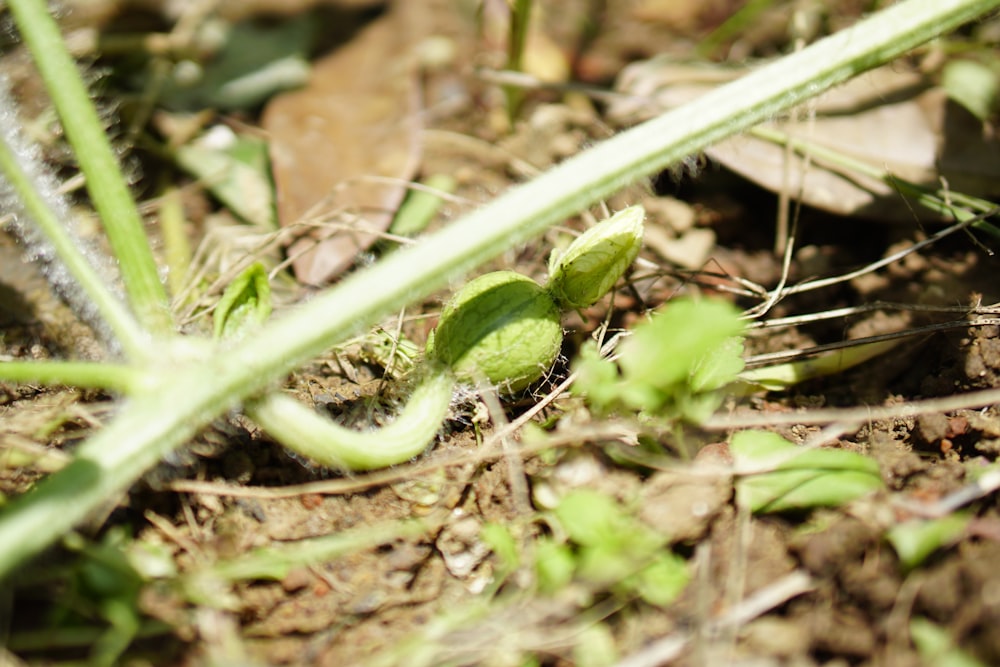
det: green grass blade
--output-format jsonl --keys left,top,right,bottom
{"left": 0, "top": 115, "right": 148, "bottom": 356}
{"left": 7, "top": 0, "right": 173, "bottom": 338}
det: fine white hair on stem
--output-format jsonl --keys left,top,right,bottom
{"left": 0, "top": 75, "right": 125, "bottom": 353}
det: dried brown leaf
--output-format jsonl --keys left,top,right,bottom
{"left": 263, "top": 5, "right": 422, "bottom": 285}
{"left": 611, "top": 61, "right": 1000, "bottom": 220}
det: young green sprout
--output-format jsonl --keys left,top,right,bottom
{"left": 251, "top": 206, "right": 645, "bottom": 470}
{"left": 430, "top": 270, "right": 563, "bottom": 393}
{"left": 547, "top": 205, "right": 644, "bottom": 310}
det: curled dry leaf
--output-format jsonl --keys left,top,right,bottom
{"left": 610, "top": 59, "right": 1000, "bottom": 220}
{"left": 263, "top": 4, "right": 423, "bottom": 285}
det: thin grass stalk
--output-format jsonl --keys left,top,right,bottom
{"left": 750, "top": 125, "right": 1000, "bottom": 223}
{"left": 0, "top": 111, "right": 147, "bottom": 356}
{"left": 0, "top": 0, "right": 996, "bottom": 578}
{"left": 6, "top": 0, "right": 173, "bottom": 338}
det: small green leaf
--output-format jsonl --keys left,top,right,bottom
{"left": 619, "top": 298, "right": 744, "bottom": 397}
{"left": 571, "top": 297, "right": 745, "bottom": 420}
{"left": 738, "top": 469, "right": 884, "bottom": 513}
{"left": 162, "top": 18, "right": 312, "bottom": 111}
{"left": 554, "top": 489, "right": 665, "bottom": 587}
{"left": 547, "top": 205, "right": 644, "bottom": 310}
{"left": 943, "top": 58, "right": 999, "bottom": 121}
{"left": 535, "top": 538, "right": 576, "bottom": 593}
{"left": 213, "top": 262, "right": 272, "bottom": 340}
{"left": 127, "top": 540, "right": 177, "bottom": 579}
{"left": 576, "top": 543, "right": 640, "bottom": 585}
{"left": 633, "top": 551, "right": 690, "bottom": 606}
{"left": 732, "top": 430, "right": 881, "bottom": 473}
{"left": 76, "top": 528, "right": 145, "bottom": 600}
{"left": 675, "top": 390, "right": 728, "bottom": 424}
{"left": 481, "top": 522, "right": 520, "bottom": 574}
{"left": 554, "top": 489, "right": 631, "bottom": 547}
{"left": 389, "top": 174, "right": 456, "bottom": 237}
{"left": 911, "top": 617, "right": 987, "bottom": 667}
{"left": 573, "top": 623, "right": 619, "bottom": 667}
{"left": 690, "top": 335, "right": 745, "bottom": 392}
{"left": 570, "top": 341, "right": 622, "bottom": 412}
{"left": 732, "top": 430, "right": 883, "bottom": 513}
{"left": 731, "top": 429, "right": 801, "bottom": 458}
{"left": 175, "top": 131, "right": 276, "bottom": 227}
{"left": 887, "top": 514, "right": 970, "bottom": 570}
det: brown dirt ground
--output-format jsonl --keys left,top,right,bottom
{"left": 5, "top": 1, "right": 1000, "bottom": 666}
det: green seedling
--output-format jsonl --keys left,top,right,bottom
{"left": 547, "top": 205, "right": 644, "bottom": 310}
{"left": 429, "top": 270, "right": 563, "bottom": 392}
{"left": 731, "top": 430, "right": 884, "bottom": 513}
{"left": 254, "top": 206, "right": 644, "bottom": 469}
{"left": 536, "top": 488, "right": 690, "bottom": 606}
{"left": 573, "top": 297, "right": 745, "bottom": 423}
{"left": 13, "top": 528, "right": 148, "bottom": 667}
{"left": 213, "top": 262, "right": 272, "bottom": 340}
{"left": 886, "top": 513, "right": 971, "bottom": 571}
{"left": 910, "top": 617, "right": 987, "bottom": 667}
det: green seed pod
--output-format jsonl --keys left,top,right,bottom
{"left": 547, "top": 205, "right": 644, "bottom": 310}
{"left": 431, "top": 270, "right": 562, "bottom": 393}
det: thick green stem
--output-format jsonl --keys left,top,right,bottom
{"left": 0, "top": 0, "right": 996, "bottom": 578}
{"left": 247, "top": 369, "right": 455, "bottom": 471}
{"left": 7, "top": 0, "right": 173, "bottom": 338}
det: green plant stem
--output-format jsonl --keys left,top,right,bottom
{"left": 246, "top": 369, "right": 455, "bottom": 471}
{"left": 5, "top": 620, "right": 173, "bottom": 652}
{"left": 737, "top": 338, "right": 903, "bottom": 391}
{"left": 192, "top": 514, "right": 441, "bottom": 584}
{"left": 0, "top": 126, "right": 147, "bottom": 357}
{"left": 6, "top": 0, "right": 173, "bottom": 338}
{"left": 750, "top": 125, "right": 1000, "bottom": 224}
{"left": 0, "top": 361, "right": 142, "bottom": 393}
{"left": 505, "top": 0, "right": 532, "bottom": 121}
{"left": 697, "top": 0, "right": 777, "bottom": 57}
{"left": 0, "top": 0, "right": 996, "bottom": 578}
{"left": 158, "top": 186, "right": 192, "bottom": 297}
